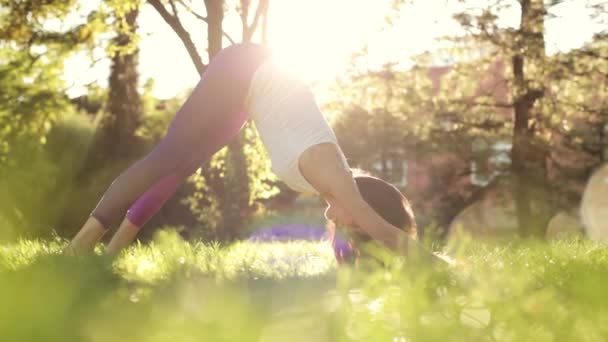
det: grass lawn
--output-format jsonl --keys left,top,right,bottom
{"left": 0, "top": 230, "right": 606, "bottom": 342}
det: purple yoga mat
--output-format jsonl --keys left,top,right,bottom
{"left": 248, "top": 224, "right": 353, "bottom": 260}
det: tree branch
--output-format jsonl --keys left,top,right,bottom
{"left": 246, "top": 0, "right": 267, "bottom": 41}
{"left": 147, "top": 0, "right": 206, "bottom": 74}
{"left": 176, "top": 0, "right": 206, "bottom": 20}
{"left": 454, "top": 98, "right": 514, "bottom": 109}
{"left": 174, "top": 0, "right": 235, "bottom": 44}
{"left": 168, "top": 0, "right": 179, "bottom": 16}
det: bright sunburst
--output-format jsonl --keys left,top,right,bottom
{"left": 265, "top": 0, "right": 392, "bottom": 84}
{"left": 66, "top": 0, "right": 602, "bottom": 99}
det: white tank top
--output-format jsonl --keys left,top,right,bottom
{"left": 245, "top": 60, "right": 347, "bottom": 194}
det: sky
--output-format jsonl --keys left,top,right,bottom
{"left": 61, "top": 0, "right": 605, "bottom": 100}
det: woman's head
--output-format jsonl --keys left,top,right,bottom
{"left": 326, "top": 170, "right": 417, "bottom": 262}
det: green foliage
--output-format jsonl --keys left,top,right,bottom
{"left": 328, "top": 0, "right": 607, "bottom": 231}
{"left": 0, "top": 112, "right": 95, "bottom": 240}
{"left": 105, "top": 0, "right": 142, "bottom": 57}
{"left": 327, "top": 62, "right": 435, "bottom": 180}
{"left": 0, "top": 45, "right": 71, "bottom": 163}
{"left": 0, "top": 0, "right": 93, "bottom": 45}
{"left": 0, "top": 232, "right": 606, "bottom": 341}
{"left": 81, "top": 0, "right": 143, "bottom": 173}
{"left": 134, "top": 80, "right": 180, "bottom": 145}
{"left": 0, "top": 0, "right": 106, "bottom": 164}
{"left": 446, "top": 0, "right": 607, "bottom": 233}
{"left": 327, "top": 55, "right": 500, "bottom": 227}
{"left": 183, "top": 166, "right": 225, "bottom": 238}
{"left": 184, "top": 123, "right": 278, "bottom": 240}
{"left": 241, "top": 123, "right": 279, "bottom": 204}
{"left": 539, "top": 39, "right": 608, "bottom": 207}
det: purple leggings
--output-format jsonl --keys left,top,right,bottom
{"left": 90, "top": 43, "right": 271, "bottom": 229}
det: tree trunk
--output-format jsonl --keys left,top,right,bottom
{"left": 204, "top": 0, "right": 251, "bottom": 241}
{"left": 510, "top": 0, "right": 551, "bottom": 238}
{"left": 600, "top": 90, "right": 607, "bottom": 163}
{"left": 205, "top": 0, "right": 224, "bottom": 57}
{"left": 82, "top": 7, "right": 143, "bottom": 173}
{"left": 106, "top": 9, "right": 143, "bottom": 152}
{"left": 218, "top": 0, "right": 269, "bottom": 240}
{"left": 221, "top": 135, "right": 252, "bottom": 240}
{"left": 260, "top": 0, "right": 269, "bottom": 44}
{"left": 218, "top": 0, "right": 271, "bottom": 240}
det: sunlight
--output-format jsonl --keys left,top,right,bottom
{"left": 65, "top": 0, "right": 605, "bottom": 99}
{"left": 265, "top": 0, "right": 392, "bottom": 84}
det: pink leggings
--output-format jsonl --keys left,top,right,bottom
{"left": 90, "top": 43, "right": 271, "bottom": 229}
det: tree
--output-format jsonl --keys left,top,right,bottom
{"left": 329, "top": 63, "right": 421, "bottom": 180}
{"left": 327, "top": 54, "right": 494, "bottom": 231}
{"left": 540, "top": 34, "right": 608, "bottom": 210}
{"left": 451, "top": 0, "right": 608, "bottom": 237}
{"left": 0, "top": 0, "right": 109, "bottom": 238}
{"left": 0, "top": 0, "right": 101, "bottom": 165}
{"left": 84, "top": 0, "right": 144, "bottom": 170}
{"left": 312, "top": 0, "right": 607, "bottom": 237}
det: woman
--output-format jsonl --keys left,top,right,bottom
{"left": 68, "top": 43, "right": 431, "bottom": 261}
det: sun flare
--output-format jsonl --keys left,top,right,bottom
{"left": 265, "top": 0, "right": 392, "bottom": 84}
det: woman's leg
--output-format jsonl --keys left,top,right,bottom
{"left": 69, "top": 43, "right": 271, "bottom": 254}
{"left": 104, "top": 121, "right": 238, "bottom": 256}
{"left": 106, "top": 173, "right": 183, "bottom": 256}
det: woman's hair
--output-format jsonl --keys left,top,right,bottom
{"left": 353, "top": 171, "right": 417, "bottom": 240}
{"left": 329, "top": 169, "right": 417, "bottom": 263}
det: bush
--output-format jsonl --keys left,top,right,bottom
{"left": 0, "top": 113, "right": 95, "bottom": 240}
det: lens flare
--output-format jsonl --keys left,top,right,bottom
{"left": 581, "top": 164, "right": 608, "bottom": 241}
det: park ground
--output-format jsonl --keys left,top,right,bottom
{"left": 0, "top": 229, "right": 607, "bottom": 342}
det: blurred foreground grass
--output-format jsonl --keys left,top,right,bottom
{"left": 0, "top": 230, "right": 606, "bottom": 342}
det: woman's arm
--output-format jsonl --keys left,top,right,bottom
{"left": 299, "top": 144, "right": 409, "bottom": 249}
{"left": 299, "top": 143, "right": 442, "bottom": 263}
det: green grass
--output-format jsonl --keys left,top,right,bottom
{"left": 0, "top": 230, "right": 607, "bottom": 342}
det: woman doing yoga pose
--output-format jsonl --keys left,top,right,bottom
{"left": 69, "top": 43, "right": 434, "bottom": 263}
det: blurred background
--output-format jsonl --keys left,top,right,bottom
{"left": 0, "top": 0, "right": 606, "bottom": 244}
